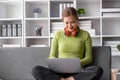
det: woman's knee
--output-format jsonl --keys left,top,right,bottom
{"left": 89, "top": 66, "right": 103, "bottom": 80}
{"left": 90, "top": 66, "right": 103, "bottom": 75}
{"left": 31, "top": 66, "right": 46, "bottom": 74}
{"left": 85, "top": 66, "right": 103, "bottom": 73}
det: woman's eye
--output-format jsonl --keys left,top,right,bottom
{"left": 71, "top": 21, "right": 75, "bottom": 23}
{"left": 65, "top": 22, "right": 68, "bottom": 24}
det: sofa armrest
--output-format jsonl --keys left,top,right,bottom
{"left": 86, "top": 46, "right": 111, "bottom": 80}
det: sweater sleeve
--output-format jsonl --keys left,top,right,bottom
{"left": 49, "top": 32, "right": 59, "bottom": 58}
{"left": 80, "top": 32, "right": 92, "bottom": 66}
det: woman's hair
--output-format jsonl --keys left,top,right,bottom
{"left": 62, "top": 7, "right": 78, "bottom": 20}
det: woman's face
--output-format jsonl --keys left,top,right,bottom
{"left": 63, "top": 16, "right": 78, "bottom": 32}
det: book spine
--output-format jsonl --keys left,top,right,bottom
{"left": 7, "top": 24, "right": 12, "bottom": 37}
{"left": 17, "top": 24, "right": 22, "bottom": 36}
{"left": 12, "top": 24, "right": 17, "bottom": 37}
{"left": 1, "top": 24, "right": 7, "bottom": 37}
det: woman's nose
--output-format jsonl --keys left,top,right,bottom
{"left": 68, "top": 23, "right": 72, "bottom": 28}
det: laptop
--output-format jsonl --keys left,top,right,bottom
{"left": 46, "top": 58, "right": 81, "bottom": 73}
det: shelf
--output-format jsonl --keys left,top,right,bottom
{"left": 0, "top": 37, "right": 22, "bottom": 39}
{"left": 25, "top": 18, "right": 49, "bottom": 20}
{"left": 112, "top": 52, "right": 120, "bottom": 56}
{"left": 102, "top": 35, "right": 120, "bottom": 37}
{"left": 25, "top": 36, "right": 49, "bottom": 38}
{"left": 102, "top": 16, "right": 120, "bottom": 19}
{"left": 79, "top": 16, "right": 100, "bottom": 19}
{"left": 25, "top": 0, "right": 48, "bottom": 2}
{"left": 0, "top": 18, "right": 22, "bottom": 21}
{"left": 50, "top": 0, "right": 73, "bottom": 2}
{"left": 102, "top": 8, "right": 120, "bottom": 12}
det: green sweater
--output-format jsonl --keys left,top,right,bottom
{"left": 49, "top": 29, "right": 92, "bottom": 67}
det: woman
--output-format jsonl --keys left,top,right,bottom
{"left": 32, "top": 7, "right": 103, "bottom": 80}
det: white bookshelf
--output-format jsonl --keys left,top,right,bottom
{"left": 102, "top": 0, "right": 120, "bottom": 70}
{"left": 0, "top": 0, "right": 119, "bottom": 48}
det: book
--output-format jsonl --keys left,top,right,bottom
{"left": 16, "top": 24, "right": 22, "bottom": 36}
{"left": 1, "top": 24, "right": 7, "bottom": 37}
{"left": 7, "top": 24, "right": 12, "bottom": 37}
{"left": 85, "top": 29, "right": 96, "bottom": 36}
{"left": 59, "top": 3, "right": 63, "bottom": 18}
{"left": 12, "top": 24, "right": 17, "bottom": 37}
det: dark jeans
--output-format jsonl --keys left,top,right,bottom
{"left": 31, "top": 66, "right": 103, "bottom": 80}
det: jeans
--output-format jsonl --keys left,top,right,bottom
{"left": 31, "top": 66, "right": 103, "bottom": 80}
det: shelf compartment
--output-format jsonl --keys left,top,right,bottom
{"left": 0, "top": 1, "right": 23, "bottom": 18}
{"left": 112, "top": 56, "right": 120, "bottom": 69}
{"left": 102, "top": 0, "right": 120, "bottom": 8}
{"left": 26, "top": 38, "right": 49, "bottom": 47}
{"left": 76, "top": 0, "right": 100, "bottom": 17}
{"left": 0, "top": 20, "right": 22, "bottom": 37}
{"left": 92, "top": 37, "right": 101, "bottom": 46}
{"left": 0, "top": 38, "right": 22, "bottom": 47}
{"left": 25, "top": 1, "right": 48, "bottom": 18}
{"left": 79, "top": 19, "right": 100, "bottom": 36}
{"left": 102, "top": 18, "right": 120, "bottom": 35}
{"left": 103, "top": 37, "right": 120, "bottom": 57}
{"left": 50, "top": 1, "right": 73, "bottom": 17}
{"left": 25, "top": 20, "right": 49, "bottom": 36}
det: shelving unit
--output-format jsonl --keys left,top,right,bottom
{"left": 102, "top": 0, "right": 120, "bottom": 70}
{"left": 0, "top": 0, "right": 23, "bottom": 47}
{"left": 0, "top": 0, "right": 120, "bottom": 70}
{"left": 24, "top": 0, "right": 50, "bottom": 47}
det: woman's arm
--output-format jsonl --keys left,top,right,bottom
{"left": 81, "top": 32, "right": 92, "bottom": 66}
{"left": 49, "top": 32, "right": 59, "bottom": 58}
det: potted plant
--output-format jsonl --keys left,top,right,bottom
{"left": 77, "top": 8, "right": 86, "bottom": 16}
{"left": 33, "top": 8, "right": 42, "bottom": 18}
{"left": 117, "top": 44, "right": 120, "bottom": 51}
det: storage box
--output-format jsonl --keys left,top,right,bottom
{"left": 112, "top": 69, "right": 120, "bottom": 80}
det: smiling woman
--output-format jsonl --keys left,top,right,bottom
{"left": 31, "top": 7, "right": 103, "bottom": 80}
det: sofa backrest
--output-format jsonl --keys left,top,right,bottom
{"left": 0, "top": 47, "right": 50, "bottom": 80}
{"left": 0, "top": 46, "right": 111, "bottom": 80}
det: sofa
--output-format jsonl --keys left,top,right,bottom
{"left": 0, "top": 46, "right": 111, "bottom": 80}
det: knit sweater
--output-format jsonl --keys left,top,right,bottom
{"left": 49, "top": 29, "right": 92, "bottom": 67}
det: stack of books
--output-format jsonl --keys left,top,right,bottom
{"left": 51, "top": 22, "right": 64, "bottom": 36}
{"left": 102, "top": 8, "right": 120, "bottom": 17}
{"left": 104, "top": 41, "right": 120, "bottom": 55}
{"left": 59, "top": 3, "right": 74, "bottom": 17}
{"left": 51, "top": 20, "right": 96, "bottom": 37}
{"left": 78, "top": 20, "right": 95, "bottom": 36}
